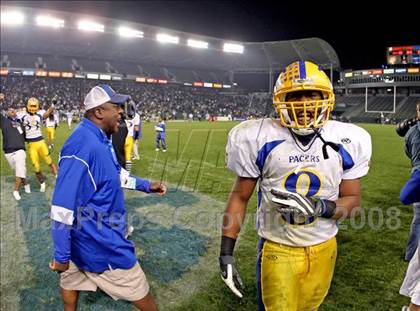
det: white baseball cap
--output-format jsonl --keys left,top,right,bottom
{"left": 84, "top": 84, "right": 130, "bottom": 110}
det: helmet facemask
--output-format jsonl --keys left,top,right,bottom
{"left": 274, "top": 91, "right": 334, "bottom": 135}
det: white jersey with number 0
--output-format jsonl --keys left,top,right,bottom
{"left": 226, "top": 119, "right": 372, "bottom": 247}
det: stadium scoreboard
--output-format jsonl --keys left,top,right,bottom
{"left": 387, "top": 46, "right": 420, "bottom": 65}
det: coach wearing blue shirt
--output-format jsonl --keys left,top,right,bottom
{"left": 49, "top": 84, "right": 166, "bottom": 311}
{"left": 403, "top": 101, "right": 420, "bottom": 262}
{"left": 399, "top": 168, "right": 420, "bottom": 311}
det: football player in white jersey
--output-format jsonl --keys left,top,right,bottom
{"left": 132, "top": 113, "right": 142, "bottom": 161}
{"left": 17, "top": 97, "right": 58, "bottom": 192}
{"left": 66, "top": 109, "right": 74, "bottom": 130}
{"left": 219, "top": 61, "right": 372, "bottom": 310}
{"left": 45, "top": 107, "right": 58, "bottom": 150}
{"left": 124, "top": 101, "right": 140, "bottom": 172}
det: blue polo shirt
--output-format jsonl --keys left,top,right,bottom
{"left": 51, "top": 118, "right": 151, "bottom": 273}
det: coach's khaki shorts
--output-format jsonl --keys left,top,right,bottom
{"left": 60, "top": 261, "right": 150, "bottom": 301}
{"left": 5, "top": 149, "right": 26, "bottom": 178}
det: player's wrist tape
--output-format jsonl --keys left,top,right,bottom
{"left": 317, "top": 199, "right": 336, "bottom": 218}
{"left": 220, "top": 236, "right": 236, "bottom": 256}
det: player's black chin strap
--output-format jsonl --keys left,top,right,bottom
{"left": 311, "top": 126, "right": 340, "bottom": 160}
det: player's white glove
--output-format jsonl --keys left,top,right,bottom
{"left": 219, "top": 255, "right": 244, "bottom": 298}
{"left": 270, "top": 189, "right": 336, "bottom": 223}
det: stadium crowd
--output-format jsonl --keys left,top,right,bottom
{"left": 0, "top": 76, "right": 271, "bottom": 120}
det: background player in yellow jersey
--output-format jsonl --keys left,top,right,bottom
{"left": 17, "top": 97, "right": 58, "bottom": 192}
{"left": 219, "top": 61, "right": 372, "bottom": 310}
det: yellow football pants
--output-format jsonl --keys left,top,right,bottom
{"left": 124, "top": 136, "right": 134, "bottom": 162}
{"left": 46, "top": 127, "right": 55, "bottom": 141}
{"left": 28, "top": 140, "right": 52, "bottom": 173}
{"left": 257, "top": 237, "right": 337, "bottom": 311}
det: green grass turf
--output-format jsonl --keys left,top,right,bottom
{"left": 0, "top": 121, "right": 413, "bottom": 310}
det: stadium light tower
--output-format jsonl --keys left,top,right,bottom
{"left": 156, "top": 33, "right": 179, "bottom": 44}
{"left": 1, "top": 11, "right": 24, "bottom": 25}
{"left": 187, "top": 39, "right": 209, "bottom": 49}
{"left": 118, "top": 26, "right": 144, "bottom": 38}
{"left": 223, "top": 43, "right": 244, "bottom": 54}
{"left": 36, "top": 15, "right": 64, "bottom": 28}
{"left": 78, "top": 20, "right": 104, "bottom": 32}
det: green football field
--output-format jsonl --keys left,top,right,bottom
{"left": 0, "top": 121, "right": 413, "bottom": 310}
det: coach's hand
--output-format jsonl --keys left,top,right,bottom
{"left": 271, "top": 189, "right": 336, "bottom": 222}
{"left": 150, "top": 182, "right": 167, "bottom": 196}
{"left": 219, "top": 255, "right": 244, "bottom": 298}
{"left": 49, "top": 260, "right": 69, "bottom": 273}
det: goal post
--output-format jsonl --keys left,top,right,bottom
{"left": 364, "top": 86, "right": 396, "bottom": 114}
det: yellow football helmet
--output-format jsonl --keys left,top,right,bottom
{"left": 273, "top": 61, "right": 335, "bottom": 135}
{"left": 27, "top": 97, "right": 40, "bottom": 114}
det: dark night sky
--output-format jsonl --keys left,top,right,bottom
{"left": 3, "top": 1, "right": 420, "bottom": 70}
